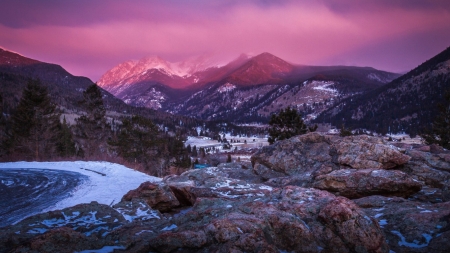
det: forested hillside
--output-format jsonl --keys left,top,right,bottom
{"left": 316, "top": 47, "right": 450, "bottom": 136}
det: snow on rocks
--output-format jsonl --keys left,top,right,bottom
{"left": 217, "top": 82, "right": 236, "bottom": 93}
{"left": 354, "top": 195, "right": 450, "bottom": 253}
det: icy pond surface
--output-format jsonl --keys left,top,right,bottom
{"left": 0, "top": 168, "right": 87, "bottom": 227}
{"left": 0, "top": 161, "right": 161, "bottom": 227}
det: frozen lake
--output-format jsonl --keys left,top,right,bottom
{"left": 0, "top": 168, "right": 87, "bottom": 227}
{"left": 0, "top": 161, "right": 161, "bottom": 227}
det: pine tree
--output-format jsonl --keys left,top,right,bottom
{"left": 110, "top": 115, "right": 160, "bottom": 166}
{"left": 339, "top": 124, "right": 353, "bottom": 137}
{"left": 10, "top": 79, "right": 61, "bottom": 160}
{"left": 422, "top": 91, "right": 450, "bottom": 149}
{"left": 170, "top": 137, "right": 191, "bottom": 168}
{"left": 0, "top": 93, "right": 8, "bottom": 157}
{"left": 186, "top": 144, "right": 192, "bottom": 154}
{"left": 268, "top": 107, "right": 315, "bottom": 144}
{"left": 57, "top": 116, "right": 77, "bottom": 157}
{"left": 75, "top": 84, "right": 109, "bottom": 156}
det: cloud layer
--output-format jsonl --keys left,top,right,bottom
{"left": 1, "top": 0, "right": 449, "bottom": 81}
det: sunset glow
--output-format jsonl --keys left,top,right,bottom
{"left": 1, "top": 0, "right": 449, "bottom": 81}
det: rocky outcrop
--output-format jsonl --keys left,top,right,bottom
{"left": 313, "top": 168, "right": 422, "bottom": 198}
{"left": 122, "top": 184, "right": 388, "bottom": 253}
{"left": 122, "top": 181, "right": 180, "bottom": 212}
{"left": 251, "top": 133, "right": 410, "bottom": 177}
{"left": 251, "top": 133, "right": 418, "bottom": 198}
{"left": 1, "top": 166, "right": 389, "bottom": 253}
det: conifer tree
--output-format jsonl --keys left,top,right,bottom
{"left": 10, "top": 79, "right": 61, "bottom": 160}
{"left": 57, "top": 116, "right": 77, "bottom": 157}
{"left": 0, "top": 93, "right": 8, "bottom": 157}
{"left": 75, "top": 84, "right": 109, "bottom": 156}
{"left": 339, "top": 124, "right": 353, "bottom": 137}
{"left": 422, "top": 91, "right": 450, "bottom": 149}
{"left": 192, "top": 145, "right": 198, "bottom": 157}
{"left": 110, "top": 115, "right": 160, "bottom": 168}
{"left": 268, "top": 107, "right": 315, "bottom": 144}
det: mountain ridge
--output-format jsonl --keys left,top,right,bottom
{"left": 98, "top": 52, "right": 400, "bottom": 122}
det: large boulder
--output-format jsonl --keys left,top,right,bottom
{"left": 122, "top": 181, "right": 180, "bottom": 212}
{"left": 250, "top": 133, "right": 411, "bottom": 188}
{"left": 251, "top": 133, "right": 337, "bottom": 185}
{"left": 333, "top": 135, "right": 411, "bottom": 169}
{"left": 313, "top": 168, "right": 422, "bottom": 199}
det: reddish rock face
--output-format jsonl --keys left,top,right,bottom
{"left": 251, "top": 133, "right": 335, "bottom": 178}
{"left": 251, "top": 133, "right": 411, "bottom": 184}
{"left": 313, "top": 168, "right": 422, "bottom": 199}
{"left": 333, "top": 135, "right": 411, "bottom": 169}
{"left": 122, "top": 181, "right": 180, "bottom": 212}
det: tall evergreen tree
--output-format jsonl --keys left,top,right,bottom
{"left": 10, "top": 79, "right": 61, "bottom": 160}
{"left": 0, "top": 93, "right": 8, "bottom": 157}
{"left": 268, "top": 107, "right": 316, "bottom": 144}
{"left": 57, "top": 116, "right": 77, "bottom": 157}
{"left": 192, "top": 145, "right": 198, "bottom": 157}
{"left": 110, "top": 115, "right": 160, "bottom": 167}
{"left": 422, "top": 91, "right": 450, "bottom": 149}
{"left": 75, "top": 84, "right": 109, "bottom": 156}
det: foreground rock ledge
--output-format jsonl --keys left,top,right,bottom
{"left": 0, "top": 167, "right": 389, "bottom": 253}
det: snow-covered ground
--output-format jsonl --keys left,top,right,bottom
{"left": 185, "top": 134, "right": 268, "bottom": 149}
{"left": 0, "top": 161, "right": 161, "bottom": 222}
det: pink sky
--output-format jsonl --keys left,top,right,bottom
{"left": 1, "top": 0, "right": 449, "bottom": 81}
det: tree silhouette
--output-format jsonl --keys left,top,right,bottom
{"left": 57, "top": 116, "right": 77, "bottom": 157}
{"left": 268, "top": 107, "right": 315, "bottom": 144}
{"left": 74, "top": 84, "right": 109, "bottom": 156}
{"left": 110, "top": 115, "right": 160, "bottom": 167}
{"left": 422, "top": 91, "right": 450, "bottom": 149}
{"left": 10, "top": 79, "right": 61, "bottom": 160}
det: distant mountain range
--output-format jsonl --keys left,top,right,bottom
{"left": 98, "top": 52, "right": 399, "bottom": 122}
{"left": 2, "top": 45, "right": 449, "bottom": 135}
{"left": 316, "top": 46, "right": 450, "bottom": 135}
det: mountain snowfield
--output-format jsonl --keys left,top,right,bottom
{"left": 0, "top": 161, "right": 161, "bottom": 224}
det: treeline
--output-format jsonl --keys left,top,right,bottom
{"left": 0, "top": 79, "right": 191, "bottom": 176}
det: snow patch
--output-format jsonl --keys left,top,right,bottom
{"left": 161, "top": 224, "right": 178, "bottom": 231}
{"left": 217, "top": 83, "right": 236, "bottom": 93}
{"left": 75, "top": 245, "right": 126, "bottom": 253}
{"left": 391, "top": 230, "right": 432, "bottom": 248}
{"left": 311, "top": 81, "right": 338, "bottom": 94}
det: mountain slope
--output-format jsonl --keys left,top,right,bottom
{"left": 170, "top": 65, "right": 398, "bottom": 122}
{"left": 0, "top": 47, "right": 127, "bottom": 113}
{"left": 225, "top": 52, "right": 294, "bottom": 85}
{"left": 316, "top": 46, "right": 450, "bottom": 135}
